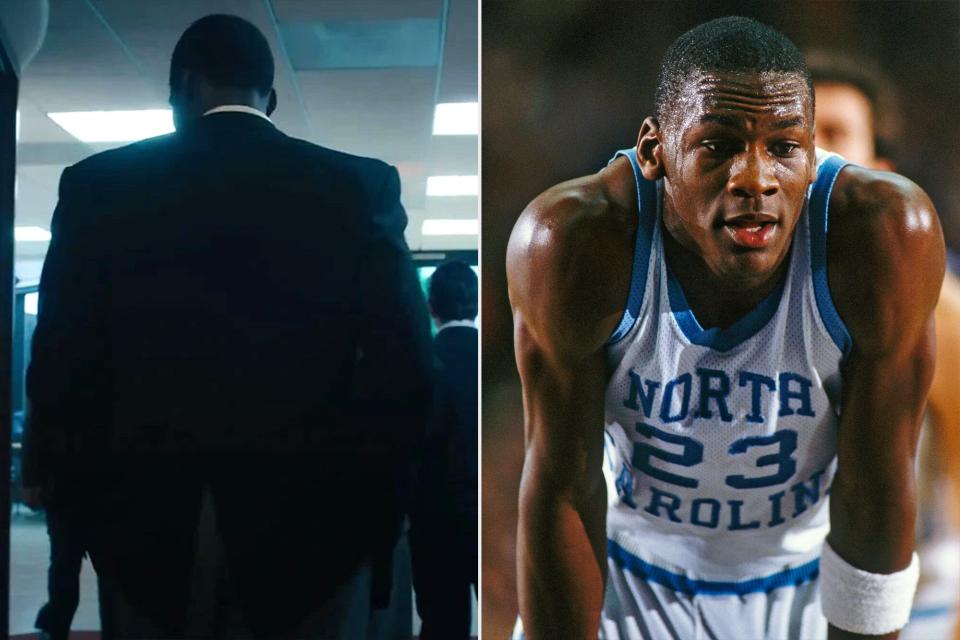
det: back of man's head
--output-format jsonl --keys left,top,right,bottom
{"left": 655, "top": 16, "right": 812, "bottom": 125}
{"left": 429, "top": 261, "right": 478, "bottom": 324}
{"left": 170, "top": 14, "right": 274, "bottom": 96}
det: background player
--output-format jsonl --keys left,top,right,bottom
{"left": 508, "top": 17, "right": 944, "bottom": 639}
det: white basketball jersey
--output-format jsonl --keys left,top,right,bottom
{"left": 603, "top": 148, "right": 851, "bottom": 593}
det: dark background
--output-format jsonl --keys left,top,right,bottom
{"left": 480, "top": 1, "right": 960, "bottom": 635}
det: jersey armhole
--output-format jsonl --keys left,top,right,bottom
{"left": 808, "top": 154, "right": 854, "bottom": 358}
{"left": 607, "top": 148, "right": 657, "bottom": 346}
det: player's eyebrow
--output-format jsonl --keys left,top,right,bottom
{"left": 769, "top": 117, "right": 805, "bottom": 130}
{"left": 699, "top": 113, "right": 743, "bottom": 128}
{"left": 698, "top": 114, "right": 806, "bottom": 130}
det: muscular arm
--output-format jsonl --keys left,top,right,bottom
{"left": 507, "top": 173, "right": 634, "bottom": 639}
{"left": 514, "top": 317, "right": 609, "bottom": 638}
{"left": 826, "top": 169, "right": 945, "bottom": 640}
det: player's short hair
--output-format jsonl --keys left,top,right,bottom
{"left": 170, "top": 14, "right": 274, "bottom": 95}
{"left": 428, "top": 260, "right": 478, "bottom": 323}
{"left": 655, "top": 16, "right": 813, "bottom": 124}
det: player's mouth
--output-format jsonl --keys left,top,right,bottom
{"left": 723, "top": 216, "right": 778, "bottom": 249}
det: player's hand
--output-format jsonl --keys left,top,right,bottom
{"left": 21, "top": 486, "right": 44, "bottom": 510}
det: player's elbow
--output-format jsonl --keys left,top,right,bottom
{"left": 519, "top": 446, "right": 604, "bottom": 530}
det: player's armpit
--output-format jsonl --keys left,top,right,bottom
{"left": 826, "top": 168, "right": 945, "bottom": 639}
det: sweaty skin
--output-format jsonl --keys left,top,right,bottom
{"left": 507, "top": 71, "right": 944, "bottom": 640}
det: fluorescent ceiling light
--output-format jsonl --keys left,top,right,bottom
{"left": 432, "top": 102, "right": 478, "bottom": 135}
{"left": 47, "top": 109, "right": 174, "bottom": 142}
{"left": 422, "top": 218, "right": 479, "bottom": 236}
{"left": 426, "top": 175, "right": 478, "bottom": 197}
{"left": 25, "top": 292, "right": 38, "bottom": 316}
{"left": 15, "top": 226, "right": 51, "bottom": 242}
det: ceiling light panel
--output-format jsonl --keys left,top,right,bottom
{"left": 422, "top": 219, "right": 479, "bottom": 236}
{"left": 433, "top": 102, "right": 478, "bottom": 135}
{"left": 15, "top": 226, "right": 51, "bottom": 242}
{"left": 47, "top": 109, "right": 174, "bottom": 143}
{"left": 426, "top": 175, "right": 478, "bottom": 197}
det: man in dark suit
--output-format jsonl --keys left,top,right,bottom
{"left": 410, "top": 260, "right": 479, "bottom": 639}
{"left": 23, "top": 14, "right": 433, "bottom": 639}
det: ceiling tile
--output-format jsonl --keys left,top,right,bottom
{"left": 271, "top": 0, "right": 441, "bottom": 22}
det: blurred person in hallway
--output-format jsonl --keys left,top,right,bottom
{"left": 24, "top": 13, "right": 432, "bottom": 640}
{"left": 410, "top": 260, "right": 479, "bottom": 640}
{"left": 810, "top": 52, "right": 960, "bottom": 640}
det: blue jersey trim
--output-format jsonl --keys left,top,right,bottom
{"left": 607, "top": 148, "right": 656, "bottom": 345}
{"left": 808, "top": 155, "right": 853, "bottom": 357}
{"left": 910, "top": 605, "right": 957, "bottom": 621}
{"left": 608, "top": 539, "right": 820, "bottom": 596}
{"left": 666, "top": 260, "right": 787, "bottom": 352}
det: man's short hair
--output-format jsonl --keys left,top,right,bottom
{"left": 806, "top": 50, "right": 900, "bottom": 158}
{"left": 170, "top": 14, "right": 274, "bottom": 95}
{"left": 429, "top": 261, "right": 478, "bottom": 323}
{"left": 655, "top": 16, "right": 813, "bottom": 124}
{"left": 806, "top": 51, "right": 882, "bottom": 111}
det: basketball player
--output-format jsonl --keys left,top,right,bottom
{"left": 808, "top": 55, "right": 960, "bottom": 639}
{"left": 507, "top": 17, "right": 945, "bottom": 640}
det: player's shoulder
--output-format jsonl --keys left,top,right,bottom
{"left": 508, "top": 158, "right": 638, "bottom": 276}
{"left": 507, "top": 160, "right": 637, "bottom": 355}
{"left": 830, "top": 165, "right": 936, "bottom": 241}
{"left": 827, "top": 165, "right": 945, "bottom": 352}
{"left": 828, "top": 164, "right": 942, "bottom": 279}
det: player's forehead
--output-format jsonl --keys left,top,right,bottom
{"left": 676, "top": 69, "right": 812, "bottom": 131}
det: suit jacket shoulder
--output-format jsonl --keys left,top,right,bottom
{"left": 279, "top": 136, "right": 400, "bottom": 221}
{"left": 434, "top": 326, "right": 479, "bottom": 364}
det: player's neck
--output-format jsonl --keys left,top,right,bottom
{"left": 662, "top": 229, "right": 791, "bottom": 330}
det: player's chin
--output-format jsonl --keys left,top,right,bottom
{"left": 722, "top": 248, "right": 782, "bottom": 281}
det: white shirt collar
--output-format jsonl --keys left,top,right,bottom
{"left": 202, "top": 105, "right": 271, "bottom": 122}
{"left": 435, "top": 319, "right": 477, "bottom": 333}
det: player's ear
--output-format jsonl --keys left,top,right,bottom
{"left": 637, "top": 117, "right": 665, "bottom": 181}
{"left": 266, "top": 89, "right": 277, "bottom": 116}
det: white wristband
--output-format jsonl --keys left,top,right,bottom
{"left": 820, "top": 540, "right": 919, "bottom": 635}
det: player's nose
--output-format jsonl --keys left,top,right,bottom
{"left": 728, "top": 149, "right": 779, "bottom": 199}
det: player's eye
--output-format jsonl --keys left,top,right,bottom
{"left": 702, "top": 139, "right": 740, "bottom": 155}
{"left": 770, "top": 141, "right": 800, "bottom": 157}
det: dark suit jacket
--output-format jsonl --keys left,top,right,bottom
{"left": 414, "top": 325, "right": 478, "bottom": 535}
{"left": 23, "top": 111, "right": 433, "bottom": 635}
